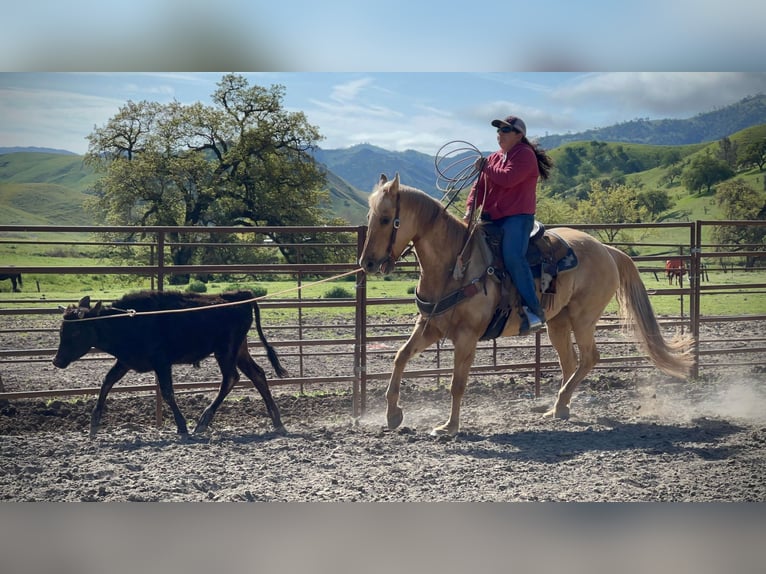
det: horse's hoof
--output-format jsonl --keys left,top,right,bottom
{"left": 430, "top": 424, "right": 458, "bottom": 437}
{"left": 387, "top": 407, "right": 404, "bottom": 430}
{"left": 273, "top": 424, "right": 288, "bottom": 436}
{"left": 542, "top": 406, "right": 570, "bottom": 420}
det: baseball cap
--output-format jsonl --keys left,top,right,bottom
{"left": 491, "top": 115, "right": 526, "bottom": 136}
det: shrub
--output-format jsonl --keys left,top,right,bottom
{"left": 186, "top": 279, "right": 207, "bottom": 293}
{"left": 248, "top": 285, "right": 268, "bottom": 298}
{"left": 323, "top": 286, "right": 353, "bottom": 299}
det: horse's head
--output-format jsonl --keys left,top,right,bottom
{"left": 359, "top": 173, "right": 412, "bottom": 275}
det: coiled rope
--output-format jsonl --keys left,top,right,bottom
{"left": 434, "top": 140, "right": 483, "bottom": 213}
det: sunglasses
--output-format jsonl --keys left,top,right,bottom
{"left": 497, "top": 126, "right": 516, "bottom": 134}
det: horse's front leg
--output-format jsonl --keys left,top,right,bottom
{"left": 386, "top": 319, "right": 441, "bottom": 430}
{"left": 431, "top": 336, "right": 477, "bottom": 437}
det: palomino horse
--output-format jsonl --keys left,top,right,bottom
{"left": 359, "top": 174, "right": 693, "bottom": 436}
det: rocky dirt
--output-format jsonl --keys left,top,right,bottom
{"left": 1, "top": 320, "right": 765, "bottom": 501}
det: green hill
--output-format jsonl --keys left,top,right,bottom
{"left": 0, "top": 153, "right": 98, "bottom": 226}
{"left": 0, "top": 151, "right": 371, "bottom": 226}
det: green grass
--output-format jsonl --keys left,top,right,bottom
{"left": 6, "top": 264, "right": 761, "bottom": 321}
{"left": 2, "top": 226, "right": 764, "bottom": 320}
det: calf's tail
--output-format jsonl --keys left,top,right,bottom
{"left": 252, "top": 301, "right": 288, "bottom": 378}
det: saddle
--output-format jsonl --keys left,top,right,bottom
{"left": 477, "top": 219, "right": 578, "bottom": 339}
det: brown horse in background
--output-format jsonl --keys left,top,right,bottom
{"left": 665, "top": 258, "right": 687, "bottom": 286}
{"left": 359, "top": 174, "right": 693, "bottom": 436}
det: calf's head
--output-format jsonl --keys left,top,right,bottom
{"left": 52, "top": 296, "right": 103, "bottom": 368}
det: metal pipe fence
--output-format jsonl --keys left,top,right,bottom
{"left": 1, "top": 221, "right": 764, "bottom": 421}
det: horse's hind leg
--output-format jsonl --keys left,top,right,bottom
{"left": 386, "top": 318, "right": 441, "bottom": 430}
{"left": 538, "top": 310, "right": 577, "bottom": 417}
{"left": 547, "top": 318, "right": 600, "bottom": 419}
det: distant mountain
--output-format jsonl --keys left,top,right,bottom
{"left": 313, "top": 144, "right": 442, "bottom": 198}
{"left": 536, "top": 94, "right": 766, "bottom": 149}
{"left": 319, "top": 167, "right": 369, "bottom": 224}
{"left": 0, "top": 146, "right": 78, "bottom": 156}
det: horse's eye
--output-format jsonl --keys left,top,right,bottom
{"left": 380, "top": 216, "right": 391, "bottom": 226}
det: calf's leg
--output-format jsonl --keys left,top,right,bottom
{"left": 154, "top": 363, "right": 189, "bottom": 435}
{"left": 193, "top": 347, "right": 240, "bottom": 434}
{"left": 236, "top": 346, "right": 285, "bottom": 433}
{"left": 90, "top": 360, "right": 130, "bottom": 437}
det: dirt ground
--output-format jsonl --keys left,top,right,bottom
{"left": 1, "top": 320, "right": 765, "bottom": 502}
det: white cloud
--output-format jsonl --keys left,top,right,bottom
{"left": 330, "top": 78, "right": 375, "bottom": 103}
{"left": 556, "top": 73, "right": 766, "bottom": 115}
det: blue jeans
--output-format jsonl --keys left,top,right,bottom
{"left": 500, "top": 214, "right": 543, "bottom": 317}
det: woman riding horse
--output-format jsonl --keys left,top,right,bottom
{"left": 360, "top": 173, "right": 693, "bottom": 437}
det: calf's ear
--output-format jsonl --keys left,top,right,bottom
{"left": 78, "top": 296, "right": 91, "bottom": 308}
{"left": 93, "top": 301, "right": 103, "bottom": 314}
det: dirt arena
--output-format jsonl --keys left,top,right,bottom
{"left": 1, "top": 319, "right": 765, "bottom": 501}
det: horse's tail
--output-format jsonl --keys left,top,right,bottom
{"left": 609, "top": 246, "right": 694, "bottom": 379}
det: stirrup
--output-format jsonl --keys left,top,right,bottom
{"left": 523, "top": 306, "right": 545, "bottom": 332}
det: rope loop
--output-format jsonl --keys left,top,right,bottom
{"left": 434, "top": 140, "right": 483, "bottom": 212}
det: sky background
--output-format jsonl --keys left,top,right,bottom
{"left": 2, "top": 72, "right": 766, "bottom": 157}
{"left": 1, "top": 1, "right": 765, "bottom": 155}
{"left": 3, "top": 1, "right": 765, "bottom": 72}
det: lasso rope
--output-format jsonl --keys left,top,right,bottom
{"left": 434, "top": 140, "right": 483, "bottom": 213}
{"left": 64, "top": 267, "right": 364, "bottom": 321}
{"left": 433, "top": 139, "right": 488, "bottom": 280}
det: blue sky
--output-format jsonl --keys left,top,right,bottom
{"left": 1, "top": 72, "right": 765, "bottom": 156}
{"left": 3, "top": 1, "right": 765, "bottom": 72}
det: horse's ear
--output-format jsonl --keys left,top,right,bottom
{"left": 378, "top": 173, "right": 388, "bottom": 186}
{"left": 78, "top": 296, "right": 91, "bottom": 308}
{"left": 93, "top": 301, "right": 103, "bottom": 314}
{"left": 391, "top": 172, "right": 400, "bottom": 191}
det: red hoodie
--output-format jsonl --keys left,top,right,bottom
{"left": 465, "top": 141, "right": 539, "bottom": 220}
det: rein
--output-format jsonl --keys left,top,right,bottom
{"left": 415, "top": 275, "right": 486, "bottom": 317}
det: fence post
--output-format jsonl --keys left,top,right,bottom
{"left": 157, "top": 230, "right": 165, "bottom": 291}
{"left": 155, "top": 231, "right": 165, "bottom": 422}
{"left": 690, "top": 222, "right": 702, "bottom": 378}
{"left": 354, "top": 226, "right": 368, "bottom": 418}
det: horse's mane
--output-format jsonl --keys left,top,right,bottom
{"left": 371, "top": 181, "right": 467, "bottom": 248}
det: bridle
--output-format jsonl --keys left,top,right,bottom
{"left": 384, "top": 191, "right": 402, "bottom": 267}
{"left": 370, "top": 190, "right": 410, "bottom": 272}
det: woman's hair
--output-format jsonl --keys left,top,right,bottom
{"left": 522, "top": 137, "right": 553, "bottom": 180}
